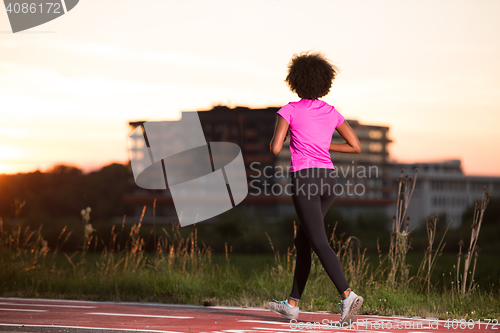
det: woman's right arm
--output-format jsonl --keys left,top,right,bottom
{"left": 270, "top": 115, "right": 289, "bottom": 155}
{"left": 329, "top": 121, "right": 362, "bottom": 154}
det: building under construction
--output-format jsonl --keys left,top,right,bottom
{"left": 126, "top": 105, "right": 394, "bottom": 224}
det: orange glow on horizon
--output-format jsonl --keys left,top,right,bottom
{"left": 0, "top": 0, "right": 499, "bottom": 177}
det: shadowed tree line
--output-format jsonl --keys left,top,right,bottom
{"left": 0, "top": 164, "right": 134, "bottom": 221}
{"left": 0, "top": 164, "right": 135, "bottom": 252}
{"left": 0, "top": 164, "right": 499, "bottom": 257}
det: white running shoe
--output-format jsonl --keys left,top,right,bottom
{"left": 338, "top": 291, "right": 363, "bottom": 326}
{"left": 268, "top": 299, "right": 299, "bottom": 320}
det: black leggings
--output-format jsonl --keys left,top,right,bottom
{"left": 289, "top": 168, "right": 350, "bottom": 301}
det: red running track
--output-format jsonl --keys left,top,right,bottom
{"left": 0, "top": 297, "right": 495, "bottom": 332}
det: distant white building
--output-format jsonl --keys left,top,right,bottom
{"left": 390, "top": 160, "right": 500, "bottom": 228}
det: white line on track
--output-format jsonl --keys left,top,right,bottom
{"left": 87, "top": 312, "right": 193, "bottom": 319}
{"left": 244, "top": 319, "right": 424, "bottom": 333}
{"left": 239, "top": 319, "right": 390, "bottom": 333}
{"left": 250, "top": 327, "right": 330, "bottom": 332}
{"left": 252, "top": 327, "right": 393, "bottom": 333}
{"left": 0, "top": 308, "right": 47, "bottom": 312}
{"left": 238, "top": 320, "right": 291, "bottom": 325}
{"left": 0, "top": 301, "right": 96, "bottom": 308}
{"left": 0, "top": 323, "right": 184, "bottom": 333}
{"left": 0, "top": 297, "right": 93, "bottom": 303}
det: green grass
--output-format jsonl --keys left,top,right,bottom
{"left": 1, "top": 198, "right": 499, "bottom": 321}
{"left": 0, "top": 250, "right": 498, "bottom": 320}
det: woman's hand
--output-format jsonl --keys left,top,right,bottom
{"left": 270, "top": 115, "right": 289, "bottom": 155}
{"left": 329, "top": 121, "right": 362, "bottom": 154}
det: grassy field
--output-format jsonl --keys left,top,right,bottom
{"left": 0, "top": 225, "right": 498, "bottom": 320}
{"left": 1, "top": 181, "right": 498, "bottom": 320}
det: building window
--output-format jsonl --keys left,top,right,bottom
{"left": 369, "top": 143, "right": 383, "bottom": 152}
{"left": 368, "top": 155, "right": 384, "bottom": 163}
{"left": 356, "top": 129, "right": 368, "bottom": 138}
{"left": 136, "top": 139, "right": 144, "bottom": 149}
{"left": 368, "top": 130, "right": 383, "bottom": 139}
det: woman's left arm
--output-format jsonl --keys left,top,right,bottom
{"left": 329, "top": 121, "right": 362, "bottom": 154}
{"left": 270, "top": 115, "right": 289, "bottom": 155}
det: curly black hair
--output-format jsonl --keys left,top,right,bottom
{"left": 285, "top": 52, "right": 338, "bottom": 100}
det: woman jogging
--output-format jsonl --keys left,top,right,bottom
{"left": 268, "top": 52, "right": 363, "bottom": 326}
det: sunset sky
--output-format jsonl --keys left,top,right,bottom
{"left": 1, "top": 0, "right": 499, "bottom": 175}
